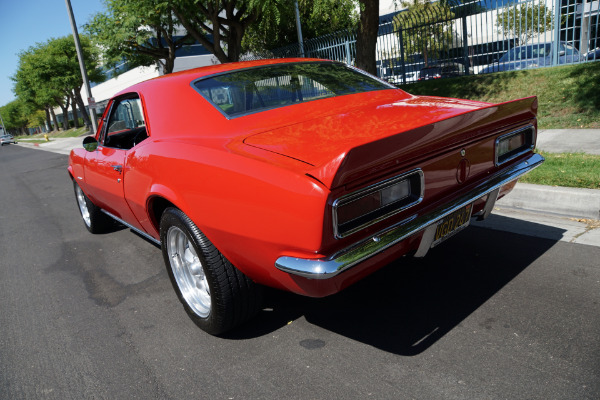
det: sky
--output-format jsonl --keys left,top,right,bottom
{"left": 0, "top": 0, "right": 105, "bottom": 108}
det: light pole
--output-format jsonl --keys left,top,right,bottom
{"left": 65, "top": 0, "right": 98, "bottom": 133}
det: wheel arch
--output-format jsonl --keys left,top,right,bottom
{"left": 147, "top": 194, "right": 178, "bottom": 237}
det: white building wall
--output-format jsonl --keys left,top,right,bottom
{"left": 171, "top": 54, "right": 220, "bottom": 73}
{"left": 380, "top": 0, "right": 397, "bottom": 15}
{"left": 87, "top": 65, "right": 160, "bottom": 105}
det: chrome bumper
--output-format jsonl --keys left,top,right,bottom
{"left": 275, "top": 153, "right": 544, "bottom": 280}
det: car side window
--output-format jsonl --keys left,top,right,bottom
{"left": 102, "top": 97, "right": 148, "bottom": 150}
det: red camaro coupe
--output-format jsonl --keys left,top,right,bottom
{"left": 69, "top": 59, "right": 543, "bottom": 334}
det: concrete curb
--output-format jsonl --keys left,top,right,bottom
{"left": 497, "top": 182, "right": 600, "bottom": 220}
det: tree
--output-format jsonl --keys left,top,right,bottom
{"left": 0, "top": 100, "right": 29, "bottom": 135}
{"left": 393, "top": 0, "right": 455, "bottom": 67}
{"left": 86, "top": 0, "right": 194, "bottom": 74}
{"left": 355, "top": 0, "right": 379, "bottom": 75}
{"left": 12, "top": 36, "right": 103, "bottom": 131}
{"left": 243, "top": 0, "right": 358, "bottom": 53}
{"left": 496, "top": 1, "right": 553, "bottom": 46}
{"left": 28, "top": 110, "right": 47, "bottom": 133}
{"left": 88, "top": 0, "right": 367, "bottom": 68}
{"left": 44, "top": 36, "right": 104, "bottom": 130}
{"left": 169, "top": 0, "right": 280, "bottom": 63}
{"left": 13, "top": 45, "right": 65, "bottom": 131}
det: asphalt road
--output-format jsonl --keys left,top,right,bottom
{"left": 1, "top": 145, "right": 599, "bottom": 400}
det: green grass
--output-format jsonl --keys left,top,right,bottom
{"left": 519, "top": 151, "right": 600, "bottom": 189}
{"left": 398, "top": 62, "right": 600, "bottom": 129}
{"left": 16, "top": 127, "right": 89, "bottom": 139}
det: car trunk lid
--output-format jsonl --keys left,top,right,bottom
{"left": 243, "top": 94, "right": 537, "bottom": 189}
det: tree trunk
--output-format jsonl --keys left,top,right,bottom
{"left": 45, "top": 108, "right": 52, "bottom": 132}
{"left": 60, "top": 105, "right": 70, "bottom": 130}
{"left": 228, "top": 26, "right": 243, "bottom": 62}
{"left": 164, "top": 22, "right": 177, "bottom": 74}
{"left": 71, "top": 94, "right": 80, "bottom": 128}
{"left": 57, "top": 97, "right": 71, "bottom": 131}
{"left": 356, "top": 0, "right": 379, "bottom": 75}
{"left": 50, "top": 108, "right": 60, "bottom": 132}
{"left": 170, "top": 5, "right": 245, "bottom": 64}
{"left": 74, "top": 90, "right": 93, "bottom": 132}
{"left": 165, "top": 47, "right": 176, "bottom": 74}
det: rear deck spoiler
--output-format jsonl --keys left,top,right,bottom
{"left": 308, "top": 96, "right": 538, "bottom": 189}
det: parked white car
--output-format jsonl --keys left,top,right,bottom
{"left": 0, "top": 134, "right": 17, "bottom": 146}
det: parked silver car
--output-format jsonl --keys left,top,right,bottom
{"left": 480, "top": 42, "right": 582, "bottom": 73}
{"left": 0, "top": 134, "right": 17, "bottom": 146}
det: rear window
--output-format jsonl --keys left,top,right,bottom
{"left": 192, "top": 62, "right": 393, "bottom": 118}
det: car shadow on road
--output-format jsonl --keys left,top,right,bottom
{"left": 227, "top": 219, "right": 564, "bottom": 355}
{"left": 99, "top": 220, "right": 162, "bottom": 249}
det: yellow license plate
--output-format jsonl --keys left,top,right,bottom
{"left": 431, "top": 204, "right": 473, "bottom": 247}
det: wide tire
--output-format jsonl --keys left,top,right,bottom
{"left": 73, "top": 181, "right": 110, "bottom": 234}
{"left": 160, "top": 208, "right": 263, "bottom": 335}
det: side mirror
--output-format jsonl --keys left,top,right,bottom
{"left": 83, "top": 136, "right": 98, "bottom": 152}
{"left": 559, "top": 50, "right": 565, "bottom": 56}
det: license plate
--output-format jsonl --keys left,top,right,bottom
{"left": 431, "top": 203, "right": 473, "bottom": 247}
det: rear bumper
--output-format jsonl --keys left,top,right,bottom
{"left": 275, "top": 153, "right": 544, "bottom": 280}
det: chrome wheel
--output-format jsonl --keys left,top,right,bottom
{"left": 160, "top": 207, "right": 263, "bottom": 334}
{"left": 75, "top": 185, "right": 91, "bottom": 227}
{"left": 166, "top": 226, "right": 211, "bottom": 318}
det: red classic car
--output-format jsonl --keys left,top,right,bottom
{"left": 69, "top": 59, "right": 543, "bottom": 334}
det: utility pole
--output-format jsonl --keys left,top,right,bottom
{"left": 65, "top": 0, "right": 98, "bottom": 133}
{"left": 294, "top": 0, "right": 305, "bottom": 57}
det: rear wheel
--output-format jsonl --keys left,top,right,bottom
{"left": 73, "top": 181, "right": 110, "bottom": 233}
{"left": 160, "top": 208, "right": 263, "bottom": 335}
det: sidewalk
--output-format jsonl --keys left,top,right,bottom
{"left": 17, "top": 136, "right": 84, "bottom": 156}
{"left": 495, "top": 129, "right": 600, "bottom": 220}
{"left": 536, "top": 129, "right": 600, "bottom": 155}
{"left": 16, "top": 129, "right": 600, "bottom": 221}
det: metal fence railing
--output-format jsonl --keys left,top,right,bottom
{"left": 246, "top": 0, "right": 599, "bottom": 83}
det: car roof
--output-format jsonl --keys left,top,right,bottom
{"left": 111, "top": 58, "right": 396, "bottom": 141}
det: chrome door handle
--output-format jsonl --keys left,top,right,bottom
{"left": 112, "top": 165, "right": 123, "bottom": 173}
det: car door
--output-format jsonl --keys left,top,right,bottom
{"left": 84, "top": 95, "right": 146, "bottom": 228}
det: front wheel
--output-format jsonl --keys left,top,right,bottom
{"left": 160, "top": 208, "right": 263, "bottom": 335}
{"left": 73, "top": 181, "right": 110, "bottom": 233}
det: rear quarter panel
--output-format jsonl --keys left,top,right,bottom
{"left": 124, "top": 139, "right": 330, "bottom": 291}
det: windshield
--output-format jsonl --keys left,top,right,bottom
{"left": 193, "top": 62, "right": 394, "bottom": 118}
{"left": 560, "top": 42, "right": 579, "bottom": 56}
